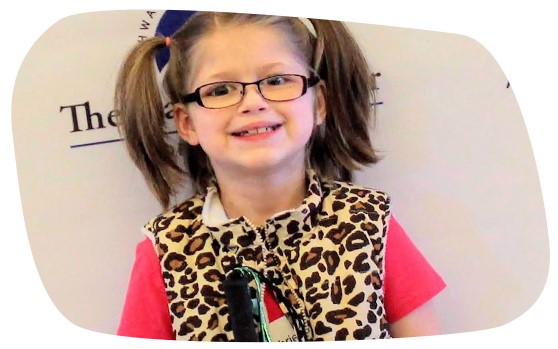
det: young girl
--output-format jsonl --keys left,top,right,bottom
{"left": 115, "top": 11, "right": 446, "bottom": 341}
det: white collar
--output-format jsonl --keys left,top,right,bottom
{"left": 201, "top": 187, "right": 229, "bottom": 226}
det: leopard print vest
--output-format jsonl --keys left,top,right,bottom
{"left": 144, "top": 170, "right": 392, "bottom": 341}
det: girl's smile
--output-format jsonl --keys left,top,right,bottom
{"left": 229, "top": 121, "right": 284, "bottom": 139}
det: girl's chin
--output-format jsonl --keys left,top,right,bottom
{"left": 214, "top": 153, "right": 305, "bottom": 175}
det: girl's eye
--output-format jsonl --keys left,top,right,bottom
{"left": 265, "top": 75, "right": 290, "bottom": 86}
{"left": 204, "top": 83, "right": 237, "bottom": 97}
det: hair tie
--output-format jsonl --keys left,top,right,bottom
{"left": 165, "top": 36, "right": 172, "bottom": 47}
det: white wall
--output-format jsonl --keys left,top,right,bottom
{"left": 12, "top": 10, "right": 548, "bottom": 336}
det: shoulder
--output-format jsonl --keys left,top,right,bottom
{"left": 144, "top": 194, "right": 205, "bottom": 235}
{"left": 321, "top": 178, "right": 391, "bottom": 208}
{"left": 318, "top": 178, "right": 391, "bottom": 229}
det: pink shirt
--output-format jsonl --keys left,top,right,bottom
{"left": 117, "top": 215, "right": 446, "bottom": 339}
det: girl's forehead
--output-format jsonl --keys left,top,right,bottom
{"left": 187, "top": 23, "right": 307, "bottom": 85}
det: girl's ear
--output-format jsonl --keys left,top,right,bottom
{"left": 174, "top": 103, "right": 199, "bottom": 145}
{"left": 315, "top": 82, "right": 327, "bottom": 125}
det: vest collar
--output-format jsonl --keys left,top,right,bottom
{"left": 201, "top": 169, "right": 323, "bottom": 248}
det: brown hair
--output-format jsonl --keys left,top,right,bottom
{"left": 114, "top": 12, "right": 379, "bottom": 209}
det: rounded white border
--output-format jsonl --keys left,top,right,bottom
{"left": 3, "top": 1, "right": 556, "bottom": 348}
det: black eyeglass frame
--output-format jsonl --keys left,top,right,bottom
{"left": 180, "top": 74, "right": 321, "bottom": 109}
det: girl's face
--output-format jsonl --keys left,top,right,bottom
{"left": 174, "top": 23, "right": 326, "bottom": 177}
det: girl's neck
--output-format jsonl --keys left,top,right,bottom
{"left": 215, "top": 165, "right": 307, "bottom": 227}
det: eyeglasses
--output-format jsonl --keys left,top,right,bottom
{"left": 181, "top": 74, "right": 320, "bottom": 109}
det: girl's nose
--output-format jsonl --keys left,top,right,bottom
{"left": 237, "top": 85, "right": 269, "bottom": 114}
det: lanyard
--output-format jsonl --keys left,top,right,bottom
{"left": 225, "top": 266, "right": 272, "bottom": 342}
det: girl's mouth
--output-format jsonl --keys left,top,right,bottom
{"left": 231, "top": 124, "right": 282, "bottom": 137}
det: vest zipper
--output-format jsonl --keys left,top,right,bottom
{"left": 243, "top": 217, "right": 313, "bottom": 341}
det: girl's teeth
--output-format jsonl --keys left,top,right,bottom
{"left": 239, "top": 126, "right": 278, "bottom": 136}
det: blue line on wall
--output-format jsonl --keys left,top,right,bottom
{"left": 70, "top": 131, "right": 178, "bottom": 149}
{"left": 70, "top": 138, "right": 124, "bottom": 148}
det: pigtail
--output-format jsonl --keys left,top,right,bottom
{"left": 114, "top": 37, "right": 185, "bottom": 209}
{"left": 308, "top": 19, "right": 380, "bottom": 181}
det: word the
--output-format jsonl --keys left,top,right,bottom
{"left": 60, "top": 101, "right": 173, "bottom": 133}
